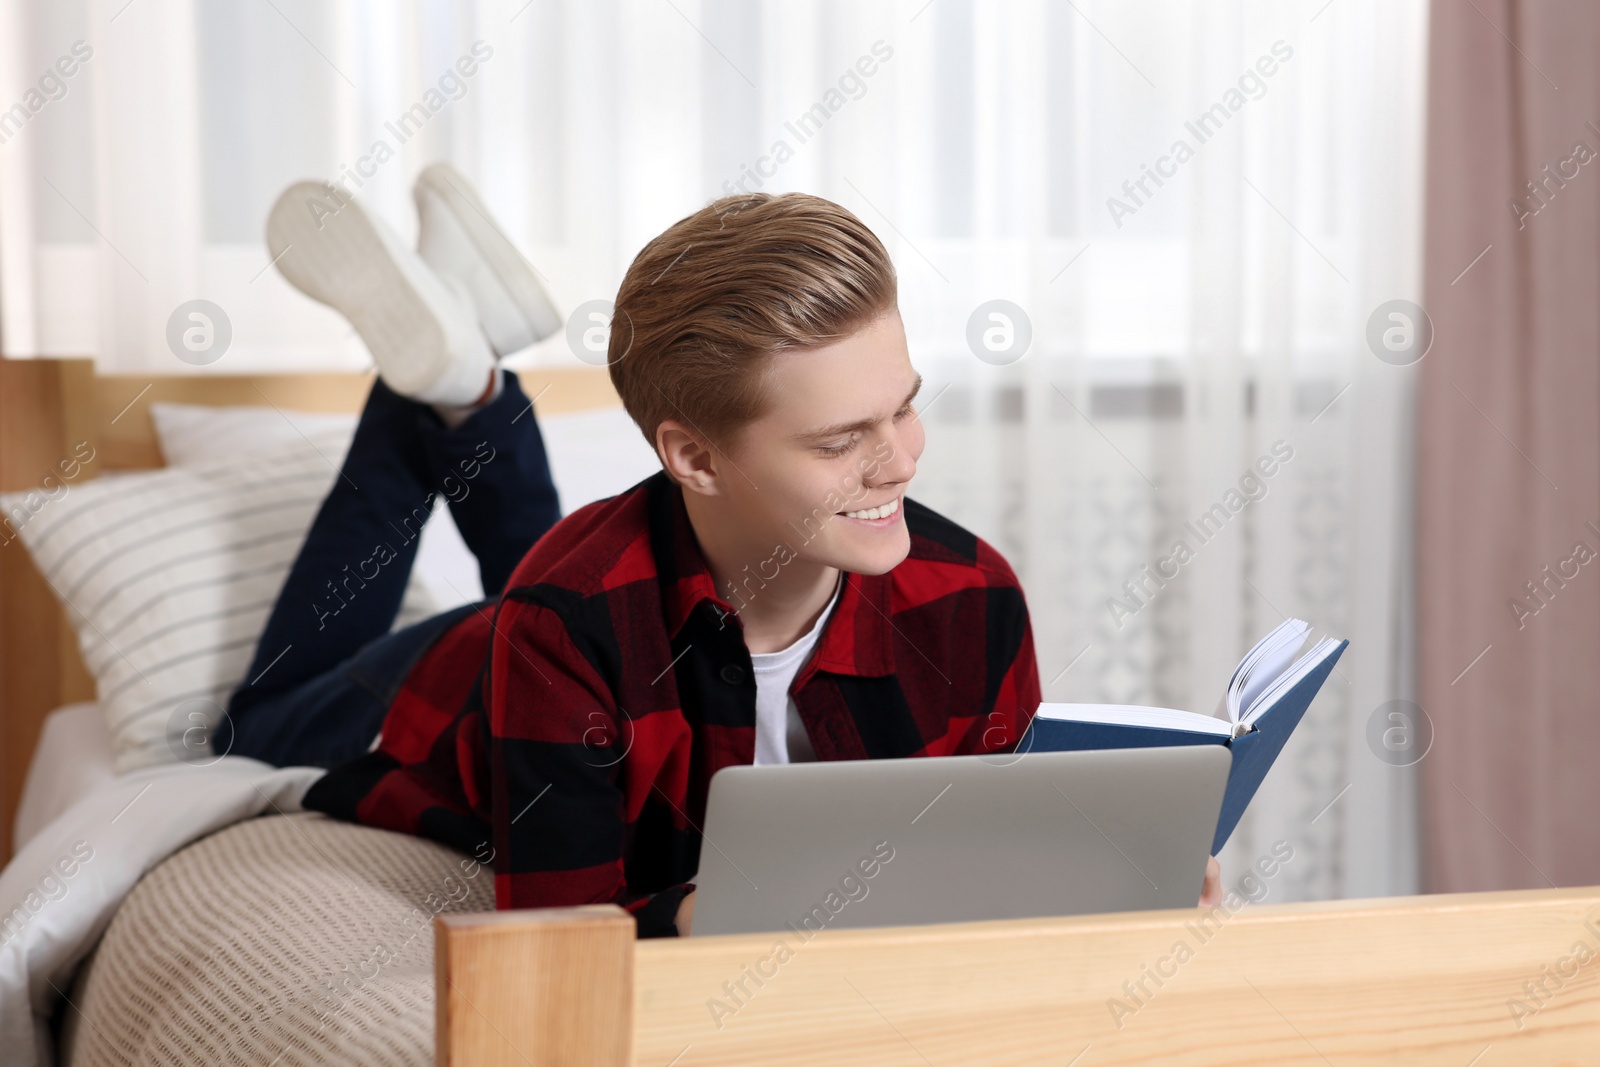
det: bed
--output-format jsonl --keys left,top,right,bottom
{"left": 4, "top": 359, "right": 1600, "bottom": 1067}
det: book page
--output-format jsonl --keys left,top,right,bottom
{"left": 1034, "top": 703, "right": 1233, "bottom": 736}
{"left": 1242, "top": 636, "right": 1342, "bottom": 723}
{"left": 1237, "top": 621, "right": 1310, "bottom": 715}
{"left": 1221, "top": 618, "right": 1310, "bottom": 721}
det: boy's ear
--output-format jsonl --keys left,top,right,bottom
{"left": 656, "top": 419, "right": 723, "bottom": 496}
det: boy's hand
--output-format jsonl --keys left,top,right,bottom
{"left": 675, "top": 890, "right": 695, "bottom": 936}
{"left": 1198, "top": 855, "right": 1222, "bottom": 907}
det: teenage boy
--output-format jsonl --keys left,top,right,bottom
{"left": 229, "top": 178, "right": 1221, "bottom": 936}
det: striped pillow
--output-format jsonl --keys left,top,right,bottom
{"left": 0, "top": 427, "right": 437, "bottom": 772}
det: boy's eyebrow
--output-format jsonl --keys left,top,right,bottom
{"left": 793, "top": 374, "right": 923, "bottom": 442}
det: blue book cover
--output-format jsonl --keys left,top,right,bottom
{"left": 1019, "top": 636, "right": 1348, "bottom": 855}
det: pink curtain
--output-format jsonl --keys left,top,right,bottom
{"left": 1419, "top": 0, "right": 1600, "bottom": 892}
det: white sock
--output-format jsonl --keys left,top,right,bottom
{"left": 434, "top": 367, "right": 504, "bottom": 430}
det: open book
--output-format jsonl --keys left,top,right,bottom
{"left": 1021, "top": 619, "right": 1348, "bottom": 854}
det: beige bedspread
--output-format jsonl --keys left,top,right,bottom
{"left": 60, "top": 813, "right": 494, "bottom": 1066}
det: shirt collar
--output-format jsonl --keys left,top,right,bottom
{"left": 645, "top": 471, "right": 895, "bottom": 677}
{"left": 646, "top": 471, "right": 726, "bottom": 638}
{"left": 807, "top": 566, "right": 895, "bottom": 677}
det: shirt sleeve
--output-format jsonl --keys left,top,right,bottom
{"left": 486, "top": 593, "right": 693, "bottom": 938}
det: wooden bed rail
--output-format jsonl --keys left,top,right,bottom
{"left": 436, "top": 885, "right": 1600, "bottom": 1066}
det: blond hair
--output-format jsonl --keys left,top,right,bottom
{"left": 608, "top": 192, "right": 897, "bottom": 448}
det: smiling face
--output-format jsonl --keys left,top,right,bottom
{"left": 722, "top": 308, "right": 925, "bottom": 576}
{"left": 658, "top": 308, "right": 925, "bottom": 597}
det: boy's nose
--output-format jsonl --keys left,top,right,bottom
{"left": 868, "top": 435, "right": 917, "bottom": 486}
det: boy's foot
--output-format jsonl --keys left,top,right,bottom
{"left": 413, "top": 162, "right": 563, "bottom": 357}
{"left": 266, "top": 181, "right": 497, "bottom": 407}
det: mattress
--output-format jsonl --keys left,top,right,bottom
{"left": 60, "top": 812, "right": 494, "bottom": 1066}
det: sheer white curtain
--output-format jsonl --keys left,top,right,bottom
{"left": 0, "top": 0, "right": 1426, "bottom": 901}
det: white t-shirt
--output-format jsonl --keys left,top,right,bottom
{"left": 750, "top": 578, "right": 843, "bottom": 765}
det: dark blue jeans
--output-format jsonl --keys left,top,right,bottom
{"left": 216, "top": 372, "right": 560, "bottom": 768}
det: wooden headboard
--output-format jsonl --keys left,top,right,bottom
{"left": 0, "top": 357, "right": 620, "bottom": 861}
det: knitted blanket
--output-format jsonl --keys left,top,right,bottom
{"left": 61, "top": 812, "right": 493, "bottom": 1066}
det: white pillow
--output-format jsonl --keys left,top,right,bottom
{"left": 151, "top": 402, "right": 486, "bottom": 607}
{"left": 150, "top": 399, "right": 662, "bottom": 511}
{"left": 531, "top": 405, "right": 665, "bottom": 507}
{"left": 150, "top": 403, "right": 356, "bottom": 465}
{"left": 0, "top": 427, "right": 438, "bottom": 773}
{"left": 149, "top": 400, "right": 662, "bottom": 606}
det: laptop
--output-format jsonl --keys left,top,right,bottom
{"left": 689, "top": 746, "right": 1231, "bottom": 937}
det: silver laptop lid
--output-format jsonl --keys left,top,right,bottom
{"left": 690, "top": 746, "right": 1231, "bottom": 937}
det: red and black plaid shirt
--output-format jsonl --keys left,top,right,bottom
{"left": 305, "top": 471, "right": 1040, "bottom": 937}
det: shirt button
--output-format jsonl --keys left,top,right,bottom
{"left": 719, "top": 664, "right": 746, "bottom": 685}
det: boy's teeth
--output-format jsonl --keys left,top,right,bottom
{"left": 844, "top": 498, "right": 900, "bottom": 521}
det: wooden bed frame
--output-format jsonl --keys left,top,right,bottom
{"left": 0, "top": 356, "right": 619, "bottom": 861}
{"left": 436, "top": 888, "right": 1600, "bottom": 1065}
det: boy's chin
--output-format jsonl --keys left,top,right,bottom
{"left": 821, "top": 530, "right": 912, "bottom": 576}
